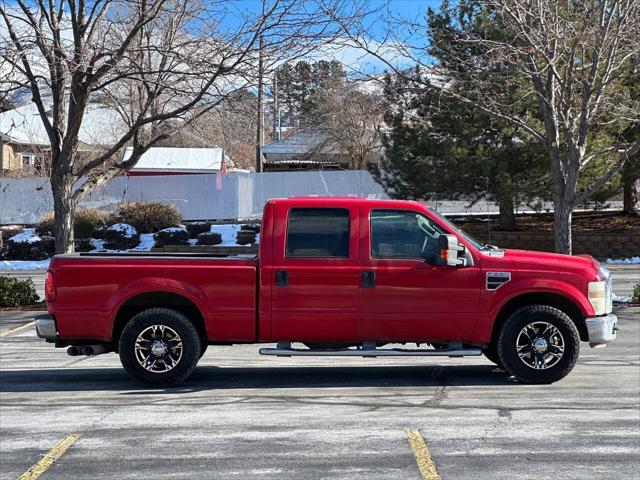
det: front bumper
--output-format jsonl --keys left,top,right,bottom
{"left": 585, "top": 313, "right": 617, "bottom": 347}
{"left": 35, "top": 314, "right": 57, "bottom": 340}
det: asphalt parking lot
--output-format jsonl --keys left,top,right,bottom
{"left": 0, "top": 293, "right": 638, "bottom": 479}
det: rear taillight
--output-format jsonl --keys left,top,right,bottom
{"left": 45, "top": 271, "right": 56, "bottom": 302}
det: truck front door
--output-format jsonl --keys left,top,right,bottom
{"left": 358, "top": 208, "right": 481, "bottom": 342}
{"left": 269, "top": 203, "right": 360, "bottom": 341}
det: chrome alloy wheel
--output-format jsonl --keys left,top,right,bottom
{"left": 134, "top": 325, "right": 183, "bottom": 373}
{"left": 516, "top": 321, "right": 565, "bottom": 370}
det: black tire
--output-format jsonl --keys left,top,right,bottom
{"left": 497, "top": 305, "right": 580, "bottom": 384}
{"left": 199, "top": 342, "right": 208, "bottom": 359}
{"left": 119, "top": 308, "right": 201, "bottom": 387}
{"left": 482, "top": 344, "right": 502, "bottom": 367}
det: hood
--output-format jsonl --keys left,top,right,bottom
{"left": 480, "top": 248, "right": 600, "bottom": 280}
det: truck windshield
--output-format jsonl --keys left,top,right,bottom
{"left": 428, "top": 209, "right": 488, "bottom": 252}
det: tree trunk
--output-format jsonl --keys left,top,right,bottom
{"left": 498, "top": 196, "right": 517, "bottom": 230}
{"left": 622, "top": 173, "right": 639, "bottom": 215}
{"left": 51, "top": 178, "right": 75, "bottom": 254}
{"left": 554, "top": 200, "right": 573, "bottom": 255}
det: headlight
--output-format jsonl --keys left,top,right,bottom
{"left": 588, "top": 281, "right": 607, "bottom": 315}
{"left": 589, "top": 268, "right": 613, "bottom": 316}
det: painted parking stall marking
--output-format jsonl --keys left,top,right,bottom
{"left": 0, "top": 321, "right": 35, "bottom": 337}
{"left": 18, "top": 433, "right": 81, "bottom": 480}
{"left": 406, "top": 428, "right": 441, "bottom": 480}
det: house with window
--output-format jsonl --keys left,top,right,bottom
{"left": 0, "top": 102, "right": 125, "bottom": 176}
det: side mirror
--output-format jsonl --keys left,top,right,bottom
{"left": 435, "top": 234, "right": 467, "bottom": 267}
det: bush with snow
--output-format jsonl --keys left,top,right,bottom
{"left": 186, "top": 222, "right": 212, "bottom": 238}
{"left": 196, "top": 232, "right": 222, "bottom": 246}
{"left": 153, "top": 226, "right": 189, "bottom": 247}
{"left": 236, "top": 230, "right": 257, "bottom": 245}
{"left": 0, "top": 226, "right": 24, "bottom": 245}
{"left": 104, "top": 223, "right": 140, "bottom": 250}
{"left": 5, "top": 230, "right": 51, "bottom": 260}
{"left": 240, "top": 223, "right": 261, "bottom": 234}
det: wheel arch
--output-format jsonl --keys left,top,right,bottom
{"left": 490, "top": 292, "right": 588, "bottom": 346}
{"left": 111, "top": 291, "right": 207, "bottom": 350}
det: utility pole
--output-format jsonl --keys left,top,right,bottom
{"left": 255, "top": 35, "right": 264, "bottom": 173}
{"left": 272, "top": 70, "right": 280, "bottom": 142}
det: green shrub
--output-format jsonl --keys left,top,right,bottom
{"left": 114, "top": 202, "right": 182, "bottom": 234}
{"left": 633, "top": 284, "right": 640, "bottom": 303}
{"left": 0, "top": 276, "right": 39, "bottom": 307}
{"left": 36, "top": 209, "right": 111, "bottom": 239}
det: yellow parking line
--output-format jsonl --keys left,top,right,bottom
{"left": 18, "top": 433, "right": 81, "bottom": 480}
{"left": 406, "top": 428, "right": 441, "bottom": 480}
{"left": 0, "top": 321, "right": 35, "bottom": 337}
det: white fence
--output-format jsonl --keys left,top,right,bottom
{"left": 0, "top": 170, "right": 625, "bottom": 225}
{"left": 0, "top": 170, "right": 388, "bottom": 224}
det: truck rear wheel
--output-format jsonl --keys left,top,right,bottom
{"left": 497, "top": 305, "right": 580, "bottom": 384}
{"left": 119, "top": 308, "right": 201, "bottom": 387}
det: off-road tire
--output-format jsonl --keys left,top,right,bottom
{"left": 497, "top": 305, "right": 580, "bottom": 384}
{"left": 119, "top": 308, "right": 200, "bottom": 387}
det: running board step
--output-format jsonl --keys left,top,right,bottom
{"left": 259, "top": 342, "right": 482, "bottom": 358}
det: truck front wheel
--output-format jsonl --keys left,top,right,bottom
{"left": 497, "top": 305, "right": 580, "bottom": 384}
{"left": 119, "top": 308, "right": 201, "bottom": 387}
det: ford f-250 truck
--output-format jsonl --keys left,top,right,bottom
{"left": 35, "top": 197, "right": 617, "bottom": 387}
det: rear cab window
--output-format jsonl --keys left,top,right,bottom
{"left": 286, "top": 207, "right": 350, "bottom": 258}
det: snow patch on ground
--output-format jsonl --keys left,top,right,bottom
{"left": 211, "top": 224, "right": 242, "bottom": 246}
{"left": 606, "top": 257, "right": 640, "bottom": 264}
{"left": 613, "top": 294, "right": 631, "bottom": 303}
{"left": 9, "top": 229, "right": 41, "bottom": 244}
{"left": 90, "top": 238, "right": 106, "bottom": 251}
{"left": 107, "top": 223, "right": 137, "bottom": 238}
{"left": 0, "top": 259, "right": 51, "bottom": 270}
{"left": 132, "top": 234, "right": 156, "bottom": 251}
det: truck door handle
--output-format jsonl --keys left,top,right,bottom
{"left": 362, "top": 270, "right": 375, "bottom": 288}
{"left": 275, "top": 270, "right": 288, "bottom": 287}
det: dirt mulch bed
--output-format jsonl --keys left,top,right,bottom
{"left": 0, "top": 303, "right": 47, "bottom": 312}
{"left": 456, "top": 211, "right": 640, "bottom": 234}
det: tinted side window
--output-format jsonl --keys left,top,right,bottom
{"left": 370, "top": 210, "right": 444, "bottom": 261}
{"left": 286, "top": 208, "right": 350, "bottom": 258}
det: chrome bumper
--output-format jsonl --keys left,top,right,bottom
{"left": 35, "top": 314, "right": 56, "bottom": 340}
{"left": 585, "top": 313, "right": 617, "bottom": 347}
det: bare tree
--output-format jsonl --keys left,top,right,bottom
{"left": 308, "top": 84, "right": 384, "bottom": 169}
{"left": 0, "top": 0, "right": 359, "bottom": 252}
{"left": 334, "top": 0, "right": 640, "bottom": 253}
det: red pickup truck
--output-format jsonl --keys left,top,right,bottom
{"left": 35, "top": 197, "right": 617, "bottom": 387}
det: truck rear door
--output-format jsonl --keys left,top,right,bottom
{"left": 268, "top": 201, "right": 360, "bottom": 341}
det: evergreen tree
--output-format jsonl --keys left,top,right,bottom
{"left": 377, "top": 69, "right": 548, "bottom": 230}
{"left": 273, "top": 60, "right": 346, "bottom": 128}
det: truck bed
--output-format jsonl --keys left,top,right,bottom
{"left": 48, "top": 253, "right": 258, "bottom": 343}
